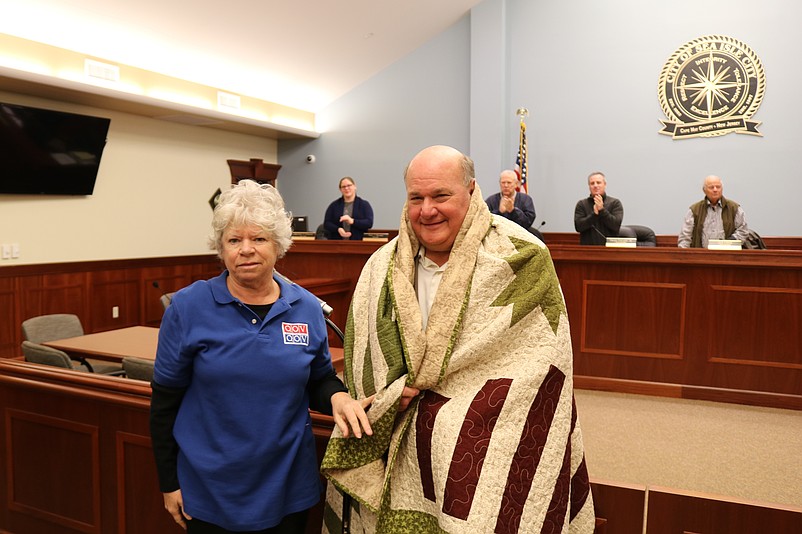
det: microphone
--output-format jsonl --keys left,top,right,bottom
{"left": 536, "top": 221, "right": 546, "bottom": 230}
{"left": 591, "top": 225, "right": 608, "bottom": 242}
{"left": 152, "top": 281, "right": 173, "bottom": 306}
{"left": 274, "top": 271, "right": 333, "bottom": 317}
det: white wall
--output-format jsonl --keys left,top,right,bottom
{"left": 0, "top": 91, "right": 277, "bottom": 265}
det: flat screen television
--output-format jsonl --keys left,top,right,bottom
{"left": 0, "top": 101, "right": 111, "bottom": 195}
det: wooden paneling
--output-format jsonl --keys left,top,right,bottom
{"left": 645, "top": 487, "right": 802, "bottom": 534}
{"left": 0, "top": 360, "right": 183, "bottom": 534}
{"left": 18, "top": 272, "right": 87, "bottom": 324}
{"left": 0, "top": 277, "right": 16, "bottom": 356}
{"left": 581, "top": 281, "right": 686, "bottom": 359}
{"left": 0, "top": 255, "right": 222, "bottom": 358}
{"left": 708, "top": 285, "right": 802, "bottom": 369}
{"left": 114, "top": 432, "right": 179, "bottom": 534}
{"left": 139, "top": 260, "right": 223, "bottom": 326}
{"left": 89, "top": 269, "right": 141, "bottom": 332}
{"left": 6, "top": 409, "right": 101, "bottom": 532}
{"left": 590, "top": 480, "right": 646, "bottom": 534}
{"left": 2, "top": 360, "right": 799, "bottom": 533}
{"left": 276, "top": 240, "right": 383, "bottom": 288}
{"left": 551, "top": 245, "right": 802, "bottom": 409}
{"left": 140, "top": 268, "right": 193, "bottom": 327}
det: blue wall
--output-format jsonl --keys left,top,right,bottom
{"left": 281, "top": 0, "right": 801, "bottom": 237}
{"left": 277, "top": 17, "right": 471, "bottom": 231}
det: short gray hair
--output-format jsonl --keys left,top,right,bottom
{"left": 208, "top": 179, "right": 293, "bottom": 258}
{"left": 458, "top": 154, "right": 476, "bottom": 186}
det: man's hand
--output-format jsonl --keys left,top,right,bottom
{"left": 399, "top": 386, "right": 421, "bottom": 412}
{"left": 163, "top": 489, "right": 191, "bottom": 530}
{"left": 331, "top": 391, "right": 374, "bottom": 438}
{"left": 593, "top": 194, "right": 604, "bottom": 214}
{"left": 499, "top": 196, "right": 514, "bottom": 214}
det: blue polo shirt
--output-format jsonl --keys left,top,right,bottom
{"left": 153, "top": 272, "right": 334, "bottom": 531}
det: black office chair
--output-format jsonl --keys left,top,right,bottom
{"left": 21, "top": 314, "right": 124, "bottom": 375}
{"left": 315, "top": 224, "right": 328, "bottom": 240}
{"left": 618, "top": 225, "right": 657, "bottom": 247}
{"left": 528, "top": 224, "right": 546, "bottom": 244}
{"left": 21, "top": 340, "right": 90, "bottom": 372}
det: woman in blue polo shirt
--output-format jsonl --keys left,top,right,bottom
{"left": 150, "top": 179, "right": 372, "bottom": 533}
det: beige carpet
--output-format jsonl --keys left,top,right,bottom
{"left": 575, "top": 389, "right": 802, "bottom": 508}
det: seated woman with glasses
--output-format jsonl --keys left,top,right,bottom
{"left": 322, "top": 176, "right": 374, "bottom": 240}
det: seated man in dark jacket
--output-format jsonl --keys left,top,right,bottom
{"left": 574, "top": 171, "right": 624, "bottom": 245}
{"left": 485, "top": 170, "right": 536, "bottom": 230}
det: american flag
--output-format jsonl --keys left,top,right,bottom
{"left": 515, "top": 120, "right": 528, "bottom": 193}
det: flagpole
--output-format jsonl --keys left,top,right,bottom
{"left": 515, "top": 108, "right": 529, "bottom": 194}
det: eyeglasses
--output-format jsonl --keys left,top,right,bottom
{"left": 340, "top": 184, "right": 354, "bottom": 190}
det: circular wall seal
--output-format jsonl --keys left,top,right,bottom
{"left": 658, "top": 35, "right": 765, "bottom": 138}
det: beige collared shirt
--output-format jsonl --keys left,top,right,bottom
{"left": 415, "top": 252, "right": 447, "bottom": 330}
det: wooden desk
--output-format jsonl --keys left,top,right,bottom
{"left": 550, "top": 245, "right": 802, "bottom": 409}
{"left": 43, "top": 326, "right": 159, "bottom": 363}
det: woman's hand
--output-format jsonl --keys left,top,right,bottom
{"left": 337, "top": 227, "right": 352, "bottom": 238}
{"left": 163, "top": 489, "right": 192, "bottom": 530}
{"left": 339, "top": 215, "right": 355, "bottom": 225}
{"left": 331, "top": 391, "right": 374, "bottom": 438}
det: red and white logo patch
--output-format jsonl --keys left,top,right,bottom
{"left": 282, "top": 322, "right": 309, "bottom": 346}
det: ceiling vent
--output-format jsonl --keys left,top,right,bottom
{"left": 217, "top": 91, "right": 241, "bottom": 110}
{"left": 154, "top": 114, "right": 225, "bottom": 126}
{"left": 84, "top": 59, "right": 120, "bottom": 82}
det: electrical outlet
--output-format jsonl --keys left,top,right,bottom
{"left": 11, "top": 243, "right": 19, "bottom": 258}
{"left": 1, "top": 244, "right": 9, "bottom": 260}
{"left": 112, "top": 306, "right": 119, "bottom": 318}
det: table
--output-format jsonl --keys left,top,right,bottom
{"left": 43, "top": 326, "right": 159, "bottom": 363}
{"left": 43, "top": 326, "right": 345, "bottom": 371}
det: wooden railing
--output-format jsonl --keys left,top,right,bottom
{"left": 1, "top": 360, "right": 800, "bottom": 534}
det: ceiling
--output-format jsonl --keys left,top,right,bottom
{"left": 0, "top": 0, "right": 483, "bottom": 112}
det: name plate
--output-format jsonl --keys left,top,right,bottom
{"left": 292, "top": 231, "right": 316, "bottom": 241}
{"left": 708, "top": 239, "right": 742, "bottom": 250}
{"left": 605, "top": 237, "right": 636, "bottom": 248}
{"left": 363, "top": 232, "right": 389, "bottom": 242}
